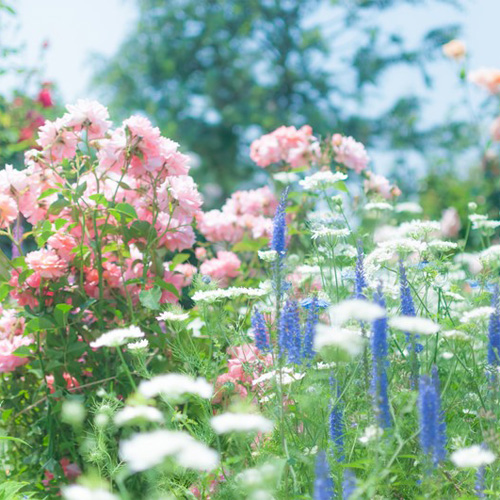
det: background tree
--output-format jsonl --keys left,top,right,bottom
{"left": 94, "top": 0, "right": 469, "bottom": 204}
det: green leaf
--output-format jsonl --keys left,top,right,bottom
{"left": 54, "top": 303, "right": 73, "bottom": 327}
{"left": 139, "top": 286, "right": 162, "bottom": 310}
{"left": 113, "top": 202, "right": 138, "bottom": 219}
{"left": 47, "top": 196, "right": 70, "bottom": 216}
{"left": 170, "top": 253, "right": 190, "bottom": 269}
{"left": 25, "top": 317, "right": 55, "bottom": 334}
{"left": 154, "top": 277, "right": 180, "bottom": 298}
{"left": 12, "top": 345, "right": 33, "bottom": 358}
{"left": 38, "top": 188, "right": 59, "bottom": 200}
{"left": 232, "top": 237, "right": 268, "bottom": 252}
{"left": 89, "top": 193, "right": 109, "bottom": 206}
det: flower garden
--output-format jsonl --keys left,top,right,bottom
{"left": 1, "top": 19, "right": 500, "bottom": 499}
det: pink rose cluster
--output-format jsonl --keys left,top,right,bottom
{"left": 250, "top": 125, "right": 319, "bottom": 168}
{"left": 197, "top": 186, "right": 278, "bottom": 244}
{"left": 200, "top": 251, "right": 241, "bottom": 287}
{"left": 332, "top": 133, "right": 370, "bottom": 173}
{"left": 2, "top": 100, "right": 204, "bottom": 310}
{"left": 0, "top": 306, "right": 32, "bottom": 373}
{"left": 213, "top": 344, "right": 273, "bottom": 404}
{"left": 364, "top": 171, "right": 401, "bottom": 200}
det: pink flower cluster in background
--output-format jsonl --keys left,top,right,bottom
{"left": 0, "top": 306, "right": 32, "bottom": 373}
{"left": 200, "top": 251, "right": 241, "bottom": 287}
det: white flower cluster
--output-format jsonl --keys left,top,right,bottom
{"left": 138, "top": 373, "right": 213, "bottom": 400}
{"left": 90, "top": 326, "right": 145, "bottom": 348}
{"left": 450, "top": 445, "right": 496, "bottom": 468}
{"left": 311, "top": 226, "right": 350, "bottom": 240}
{"left": 389, "top": 316, "right": 440, "bottom": 335}
{"left": 120, "top": 429, "right": 219, "bottom": 472}
{"left": 157, "top": 311, "right": 190, "bottom": 322}
{"left": 299, "top": 170, "right": 347, "bottom": 191}
{"left": 114, "top": 405, "right": 164, "bottom": 426}
{"left": 62, "top": 485, "right": 118, "bottom": 500}
{"left": 314, "top": 324, "right": 364, "bottom": 356}
{"left": 258, "top": 250, "right": 279, "bottom": 262}
{"left": 211, "top": 412, "right": 274, "bottom": 434}
{"left": 329, "top": 299, "right": 385, "bottom": 325}
{"left": 192, "top": 287, "right": 268, "bottom": 303}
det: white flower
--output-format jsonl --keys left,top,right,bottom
{"left": 472, "top": 219, "right": 500, "bottom": 230}
{"left": 273, "top": 172, "right": 299, "bottom": 184}
{"left": 364, "top": 202, "right": 393, "bottom": 212}
{"left": 395, "top": 202, "right": 423, "bottom": 214}
{"left": 114, "top": 405, "right": 164, "bottom": 426}
{"left": 460, "top": 307, "right": 494, "bottom": 324}
{"left": 329, "top": 299, "right": 385, "bottom": 325}
{"left": 188, "top": 317, "right": 205, "bottom": 337}
{"left": 192, "top": 287, "right": 268, "bottom": 303}
{"left": 311, "top": 227, "right": 350, "bottom": 240}
{"left": 428, "top": 241, "right": 458, "bottom": 252}
{"left": 314, "top": 324, "right": 364, "bottom": 356}
{"left": 138, "top": 373, "right": 213, "bottom": 400}
{"left": 469, "top": 214, "right": 488, "bottom": 224}
{"left": 479, "top": 245, "right": 500, "bottom": 266}
{"left": 399, "top": 220, "right": 441, "bottom": 239}
{"left": 299, "top": 171, "right": 347, "bottom": 191}
{"left": 127, "top": 339, "right": 149, "bottom": 350}
{"left": 90, "top": 326, "right": 145, "bottom": 348}
{"left": 157, "top": 311, "right": 189, "bottom": 322}
{"left": 120, "top": 430, "right": 219, "bottom": 472}
{"left": 450, "top": 445, "right": 496, "bottom": 468}
{"left": 359, "top": 425, "right": 383, "bottom": 445}
{"left": 252, "top": 368, "right": 305, "bottom": 386}
{"left": 62, "top": 486, "right": 118, "bottom": 500}
{"left": 211, "top": 412, "right": 274, "bottom": 434}
{"left": 258, "top": 250, "right": 279, "bottom": 262}
{"left": 389, "top": 316, "right": 440, "bottom": 335}
{"left": 442, "top": 329, "right": 471, "bottom": 341}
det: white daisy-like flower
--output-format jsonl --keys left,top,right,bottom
{"left": 299, "top": 171, "right": 347, "bottom": 191}
{"left": 90, "top": 326, "right": 145, "bottom": 348}
{"left": 211, "top": 412, "right": 274, "bottom": 434}
{"left": 258, "top": 250, "right": 279, "bottom": 262}
{"left": 192, "top": 287, "right": 268, "bottom": 303}
{"left": 395, "top": 202, "right": 423, "bottom": 214}
{"left": 314, "top": 324, "right": 365, "bottom": 356}
{"left": 364, "top": 202, "right": 393, "bottom": 212}
{"left": 389, "top": 316, "right": 440, "bottom": 335}
{"left": 311, "top": 227, "right": 350, "bottom": 240}
{"left": 450, "top": 445, "right": 496, "bottom": 468}
{"left": 114, "top": 405, "right": 164, "bottom": 426}
{"left": 62, "top": 485, "right": 119, "bottom": 500}
{"left": 329, "top": 299, "right": 385, "bottom": 325}
{"left": 138, "top": 373, "right": 213, "bottom": 400}
{"left": 157, "top": 311, "right": 189, "bottom": 322}
{"left": 127, "top": 339, "right": 149, "bottom": 350}
{"left": 460, "top": 307, "right": 494, "bottom": 324}
{"left": 120, "top": 430, "right": 219, "bottom": 472}
{"left": 359, "top": 425, "right": 383, "bottom": 445}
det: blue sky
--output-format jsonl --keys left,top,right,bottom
{"left": 5, "top": 0, "right": 500, "bottom": 128}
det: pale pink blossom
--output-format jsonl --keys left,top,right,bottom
{"left": 441, "top": 207, "right": 461, "bottom": 238}
{"left": 491, "top": 117, "right": 500, "bottom": 142}
{"left": 0, "top": 335, "right": 32, "bottom": 373}
{"left": 47, "top": 232, "right": 78, "bottom": 261}
{"left": 200, "top": 251, "right": 241, "bottom": 286}
{"left": 332, "top": 134, "right": 370, "bottom": 173}
{"left": 364, "top": 171, "right": 400, "bottom": 200}
{"left": 37, "top": 118, "right": 78, "bottom": 161}
{"left": 442, "top": 40, "right": 466, "bottom": 60}
{"left": 469, "top": 67, "right": 500, "bottom": 94}
{"left": 64, "top": 99, "right": 111, "bottom": 139}
{"left": 0, "top": 194, "right": 18, "bottom": 228}
{"left": 25, "top": 249, "right": 68, "bottom": 279}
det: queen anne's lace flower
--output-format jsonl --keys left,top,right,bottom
{"left": 90, "top": 326, "right": 145, "bottom": 348}
{"left": 211, "top": 412, "right": 274, "bottom": 434}
{"left": 138, "top": 373, "right": 213, "bottom": 399}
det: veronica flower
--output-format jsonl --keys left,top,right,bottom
{"left": 488, "top": 285, "right": 500, "bottom": 366}
{"left": 370, "top": 291, "right": 391, "bottom": 429}
{"left": 313, "top": 451, "right": 334, "bottom": 500}
{"left": 418, "top": 369, "right": 446, "bottom": 469}
{"left": 476, "top": 466, "right": 486, "bottom": 499}
{"left": 271, "top": 187, "right": 289, "bottom": 258}
{"left": 354, "top": 241, "right": 367, "bottom": 299}
{"left": 279, "top": 300, "right": 302, "bottom": 363}
{"left": 251, "top": 309, "right": 271, "bottom": 352}
{"left": 302, "top": 297, "right": 319, "bottom": 361}
{"left": 342, "top": 469, "right": 357, "bottom": 499}
{"left": 329, "top": 376, "right": 345, "bottom": 462}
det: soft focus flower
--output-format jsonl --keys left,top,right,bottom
{"left": 314, "top": 324, "right": 364, "bottom": 356}
{"left": 62, "top": 485, "right": 119, "bottom": 500}
{"left": 157, "top": 311, "right": 189, "bottom": 322}
{"left": 90, "top": 326, "right": 145, "bottom": 348}
{"left": 389, "top": 316, "right": 440, "bottom": 335}
{"left": 114, "top": 405, "right": 164, "bottom": 426}
{"left": 0, "top": 194, "right": 17, "bottom": 228}
{"left": 469, "top": 67, "right": 500, "bottom": 94}
{"left": 138, "top": 373, "right": 213, "bottom": 399}
{"left": 127, "top": 339, "right": 149, "bottom": 350}
{"left": 440, "top": 208, "right": 461, "bottom": 238}
{"left": 200, "top": 251, "right": 241, "bottom": 287}
{"left": 332, "top": 134, "right": 369, "bottom": 173}
{"left": 120, "top": 430, "right": 219, "bottom": 472}
{"left": 329, "top": 299, "right": 385, "bottom": 325}
{"left": 299, "top": 171, "right": 347, "bottom": 191}
{"left": 442, "top": 39, "right": 466, "bottom": 60}
{"left": 491, "top": 117, "right": 500, "bottom": 142}
{"left": 211, "top": 412, "right": 274, "bottom": 434}
{"left": 450, "top": 445, "right": 496, "bottom": 468}
{"left": 25, "top": 249, "right": 67, "bottom": 279}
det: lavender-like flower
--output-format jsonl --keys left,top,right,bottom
{"left": 418, "top": 370, "right": 447, "bottom": 469}
{"left": 278, "top": 300, "right": 301, "bottom": 363}
{"left": 271, "top": 187, "right": 289, "bottom": 258}
{"left": 371, "top": 290, "right": 391, "bottom": 429}
{"left": 313, "top": 451, "right": 335, "bottom": 500}
{"left": 302, "top": 296, "right": 319, "bottom": 361}
{"left": 475, "top": 466, "right": 486, "bottom": 499}
{"left": 342, "top": 469, "right": 357, "bottom": 500}
{"left": 354, "top": 240, "right": 367, "bottom": 300}
{"left": 329, "top": 376, "right": 345, "bottom": 462}
{"left": 487, "top": 285, "right": 500, "bottom": 366}
{"left": 251, "top": 309, "right": 270, "bottom": 352}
